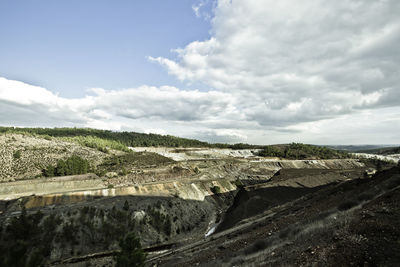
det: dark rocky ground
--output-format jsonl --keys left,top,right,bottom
{"left": 2, "top": 157, "right": 397, "bottom": 266}
{"left": 148, "top": 166, "right": 400, "bottom": 266}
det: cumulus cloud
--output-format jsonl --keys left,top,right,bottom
{"left": 192, "top": 0, "right": 216, "bottom": 20}
{"left": 1, "top": 0, "right": 400, "bottom": 145}
{"left": 0, "top": 76, "right": 246, "bottom": 142}
{"left": 154, "top": 0, "right": 400, "bottom": 127}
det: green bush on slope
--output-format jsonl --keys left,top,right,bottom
{"left": 42, "top": 155, "right": 91, "bottom": 177}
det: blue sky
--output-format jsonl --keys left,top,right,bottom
{"left": 0, "top": 0, "right": 212, "bottom": 97}
{"left": 0, "top": 0, "right": 399, "bottom": 145}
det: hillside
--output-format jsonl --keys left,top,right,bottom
{"left": 257, "top": 143, "right": 351, "bottom": 159}
{"left": 0, "top": 127, "right": 211, "bottom": 148}
{"left": 358, "top": 146, "right": 400, "bottom": 155}
{"left": 1, "top": 127, "right": 397, "bottom": 266}
{"left": 0, "top": 133, "right": 112, "bottom": 182}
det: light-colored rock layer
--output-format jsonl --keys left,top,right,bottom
{"left": 23, "top": 179, "right": 236, "bottom": 209}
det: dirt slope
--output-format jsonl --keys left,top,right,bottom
{"left": 149, "top": 166, "right": 400, "bottom": 266}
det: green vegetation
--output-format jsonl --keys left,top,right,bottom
{"left": 123, "top": 200, "right": 130, "bottom": 211}
{"left": 0, "top": 127, "right": 210, "bottom": 148}
{"left": 13, "top": 150, "right": 21, "bottom": 159}
{"left": 0, "top": 127, "right": 361, "bottom": 161}
{"left": 146, "top": 206, "right": 172, "bottom": 236}
{"left": 257, "top": 143, "right": 351, "bottom": 160}
{"left": 115, "top": 232, "right": 146, "bottom": 267}
{"left": 0, "top": 208, "right": 51, "bottom": 266}
{"left": 0, "top": 126, "right": 266, "bottom": 149}
{"left": 97, "top": 152, "right": 174, "bottom": 175}
{"left": 42, "top": 155, "right": 91, "bottom": 177}
{"left": 232, "top": 178, "right": 244, "bottom": 189}
{"left": 61, "top": 135, "right": 130, "bottom": 152}
{"left": 211, "top": 185, "right": 221, "bottom": 194}
{"left": 358, "top": 146, "right": 400, "bottom": 155}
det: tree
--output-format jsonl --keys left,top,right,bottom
{"left": 43, "top": 165, "right": 55, "bottom": 177}
{"left": 115, "top": 232, "right": 146, "bottom": 267}
{"left": 56, "top": 160, "right": 66, "bottom": 176}
{"left": 123, "top": 200, "right": 130, "bottom": 211}
{"left": 376, "top": 160, "right": 382, "bottom": 172}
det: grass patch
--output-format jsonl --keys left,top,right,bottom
{"left": 61, "top": 135, "right": 130, "bottom": 152}
{"left": 97, "top": 152, "right": 174, "bottom": 174}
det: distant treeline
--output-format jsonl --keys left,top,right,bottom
{"left": 357, "top": 146, "right": 400, "bottom": 155}
{"left": 0, "top": 127, "right": 351, "bottom": 159}
{"left": 257, "top": 143, "right": 351, "bottom": 160}
{"left": 0, "top": 126, "right": 261, "bottom": 149}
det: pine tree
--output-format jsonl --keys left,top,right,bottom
{"left": 115, "top": 232, "right": 146, "bottom": 267}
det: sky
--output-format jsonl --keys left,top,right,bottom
{"left": 0, "top": 0, "right": 399, "bottom": 145}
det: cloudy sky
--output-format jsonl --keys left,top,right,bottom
{"left": 1, "top": 0, "right": 399, "bottom": 145}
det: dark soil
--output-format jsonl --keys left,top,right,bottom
{"left": 150, "top": 167, "right": 400, "bottom": 266}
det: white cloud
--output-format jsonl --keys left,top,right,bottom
{"left": 1, "top": 75, "right": 399, "bottom": 144}
{"left": 1, "top": 0, "right": 400, "bottom": 145}
{"left": 0, "top": 76, "right": 246, "bottom": 142}
{"left": 192, "top": 0, "right": 215, "bottom": 20}
{"left": 155, "top": 0, "right": 400, "bottom": 127}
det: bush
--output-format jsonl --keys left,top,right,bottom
{"left": 123, "top": 200, "right": 130, "bottom": 211}
{"left": 338, "top": 200, "right": 358, "bottom": 211}
{"left": 119, "top": 167, "right": 129, "bottom": 176}
{"left": 244, "top": 239, "right": 268, "bottom": 255}
{"left": 211, "top": 185, "right": 221, "bottom": 194}
{"left": 114, "top": 232, "right": 146, "bottom": 267}
{"left": 42, "top": 155, "right": 90, "bottom": 177}
{"left": 13, "top": 150, "right": 21, "bottom": 159}
{"left": 232, "top": 179, "right": 244, "bottom": 188}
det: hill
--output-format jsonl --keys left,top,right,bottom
{"left": 0, "top": 127, "right": 210, "bottom": 149}
{"left": 257, "top": 143, "right": 351, "bottom": 159}
{"left": 326, "top": 144, "right": 399, "bottom": 152}
{"left": 357, "top": 146, "right": 400, "bottom": 155}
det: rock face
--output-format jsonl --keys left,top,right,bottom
{"left": 0, "top": 158, "right": 364, "bottom": 204}
{"left": 130, "top": 147, "right": 261, "bottom": 161}
{"left": 20, "top": 179, "right": 237, "bottom": 209}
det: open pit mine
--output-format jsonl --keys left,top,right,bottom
{"left": 0, "top": 132, "right": 399, "bottom": 266}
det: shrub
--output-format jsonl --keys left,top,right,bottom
{"left": 211, "top": 185, "right": 221, "bottom": 194}
{"left": 338, "top": 200, "right": 358, "bottom": 211}
{"left": 244, "top": 239, "right": 268, "bottom": 255}
{"left": 232, "top": 179, "right": 244, "bottom": 188}
{"left": 43, "top": 165, "right": 55, "bottom": 177}
{"left": 114, "top": 232, "right": 146, "bottom": 267}
{"left": 119, "top": 167, "right": 129, "bottom": 176}
{"left": 42, "top": 155, "right": 90, "bottom": 177}
{"left": 123, "top": 200, "right": 130, "bottom": 211}
{"left": 13, "top": 150, "right": 21, "bottom": 159}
